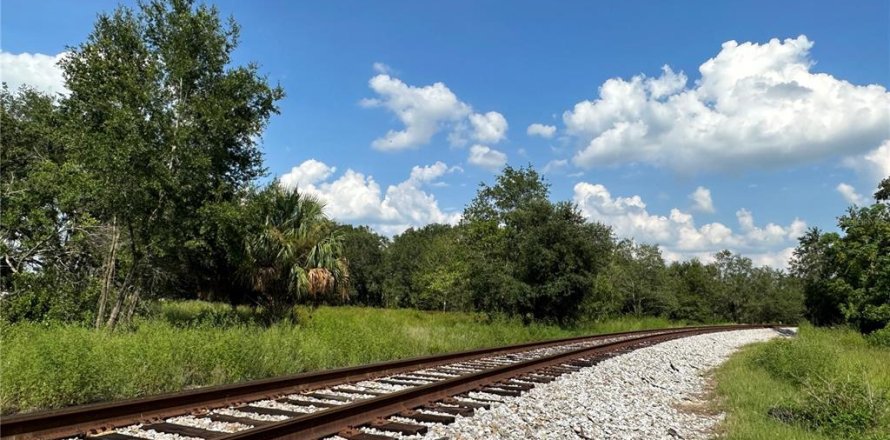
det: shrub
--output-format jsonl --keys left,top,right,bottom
{"left": 772, "top": 376, "right": 888, "bottom": 439}
{"left": 753, "top": 337, "right": 837, "bottom": 385}
{"left": 149, "top": 300, "right": 260, "bottom": 328}
{"left": 0, "top": 272, "right": 99, "bottom": 325}
{"left": 866, "top": 325, "right": 890, "bottom": 348}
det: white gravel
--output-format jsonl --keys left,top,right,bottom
{"left": 423, "top": 328, "right": 791, "bottom": 440}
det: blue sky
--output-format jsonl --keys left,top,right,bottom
{"left": 2, "top": 0, "right": 888, "bottom": 267}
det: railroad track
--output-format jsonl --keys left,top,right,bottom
{"left": 1, "top": 324, "right": 768, "bottom": 440}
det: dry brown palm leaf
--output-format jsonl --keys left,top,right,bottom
{"left": 308, "top": 267, "right": 334, "bottom": 296}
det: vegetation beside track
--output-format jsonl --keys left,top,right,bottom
{"left": 714, "top": 324, "right": 890, "bottom": 440}
{"left": 0, "top": 302, "right": 679, "bottom": 414}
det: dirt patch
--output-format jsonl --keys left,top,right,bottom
{"left": 674, "top": 371, "right": 727, "bottom": 438}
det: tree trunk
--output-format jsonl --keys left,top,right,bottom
{"left": 95, "top": 217, "right": 119, "bottom": 329}
{"left": 106, "top": 264, "right": 138, "bottom": 330}
{"left": 105, "top": 286, "right": 127, "bottom": 330}
{"left": 123, "top": 286, "right": 141, "bottom": 325}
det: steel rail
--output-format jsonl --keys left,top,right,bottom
{"left": 219, "top": 324, "right": 767, "bottom": 440}
{"left": 0, "top": 324, "right": 759, "bottom": 439}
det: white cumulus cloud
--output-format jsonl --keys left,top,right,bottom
{"left": 843, "top": 140, "right": 890, "bottom": 187}
{"left": 280, "top": 159, "right": 460, "bottom": 235}
{"left": 527, "top": 123, "right": 557, "bottom": 138}
{"left": 836, "top": 182, "right": 868, "bottom": 205}
{"left": 562, "top": 36, "right": 890, "bottom": 173}
{"left": 0, "top": 51, "right": 68, "bottom": 95}
{"left": 362, "top": 70, "right": 508, "bottom": 151}
{"left": 468, "top": 144, "right": 508, "bottom": 171}
{"left": 573, "top": 182, "right": 806, "bottom": 269}
{"left": 469, "top": 111, "right": 508, "bottom": 143}
{"left": 689, "top": 186, "right": 715, "bottom": 213}
{"left": 280, "top": 159, "right": 336, "bottom": 189}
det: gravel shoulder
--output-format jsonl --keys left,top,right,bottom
{"left": 424, "top": 328, "right": 790, "bottom": 440}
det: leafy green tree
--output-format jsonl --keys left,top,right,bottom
{"left": 381, "top": 224, "right": 471, "bottom": 311}
{"left": 338, "top": 225, "right": 388, "bottom": 306}
{"left": 603, "top": 241, "right": 675, "bottom": 317}
{"left": 875, "top": 176, "right": 890, "bottom": 202}
{"left": 834, "top": 203, "right": 890, "bottom": 332}
{"left": 667, "top": 259, "right": 720, "bottom": 322}
{"left": 792, "top": 185, "right": 890, "bottom": 333}
{"left": 0, "top": 86, "right": 103, "bottom": 323}
{"left": 59, "top": 0, "right": 283, "bottom": 327}
{"left": 242, "top": 186, "right": 347, "bottom": 318}
{"left": 712, "top": 250, "right": 758, "bottom": 322}
{"left": 461, "top": 165, "right": 613, "bottom": 323}
{"left": 506, "top": 200, "right": 612, "bottom": 322}
{"left": 748, "top": 266, "right": 803, "bottom": 324}
{"left": 792, "top": 228, "right": 846, "bottom": 326}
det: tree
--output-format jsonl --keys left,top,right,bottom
{"left": 835, "top": 203, "right": 890, "bottom": 332}
{"left": 604, "top": 241, "right": 674, "bottom": 317}
{"left": 667, "top": 259, "right": 720, "bottom": 322}
{"left": 792, "top": 184, "right": 890, "bottom": 333}
{"left": 712, "top": 250, "right": 758, "bottom": 322}
{"left": 791, "top": 228, "right": 846, "bottom": 326}
{"left": 875, "top": 176, "right": 890, "bottom": 202}
{"left": 242, "top": 186, "right": 347, "bottom": 318}
{"left": 59, "top": 0, "right": 284, "bottom": 328}
{"left": 461, "top": 165, "right": 613, "bottom": 323}
{"left": 338, "top": 225, "right": 387, "bottom": 306}
{"left": 380, "top": 224, "right": 471, "bottom": 311}
{"left": 0, "top": 86, "right": 103, "bottom": 323}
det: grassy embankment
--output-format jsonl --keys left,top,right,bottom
{"left": 715, "top": 324, "right": 890, "bottom": 440}
{"left": 0, "top": 300, "right": 678, "bottom": 414}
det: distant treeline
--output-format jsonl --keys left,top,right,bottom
{"left": 2, "top": 0, "right": 887, "bottom": 333}
{"left": 337, "top": 166, "right": 805, "bottom": 325}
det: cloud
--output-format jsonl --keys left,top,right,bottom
{"left": 561, "top": 36, "right": 890, "bottom": 173}
{"left": 468, "top": 144, "right": 508, "bottom": 171}
{"left": 372, "top": 62, "right": 393, "bottom": 75}
{"left": 361, "top": 74, "right": 471, "bottom": 151}
{"left": 280, "top": 159, "right": 460, "bottom": 235}
{"left": 689, "top": 186, "right": 715, "bottom": 213}
{"left": 280, "top": 159, "right": 336, "bottom": 189}
{"left": 542, "top": 159, "right": 569, "bottom": 174}
{"left": 836, "top": 182, "right": 868, "bottom": 205}
{"left": 0, "top": 51, "right": 68, "bottom": 95}
{"left": 573, "top": 182, "right": 805, "bottom": 269}
{"left": 469, "top": 111, "right": 508, "bottom": 143}
{"left": 843, "top": 140, "right": 890, "bottom": 186}
{"left": 527, "top": 123, "right": 557, "bottom": 138}
{"left": 362, "top": 71, "right": 508, "bottom": 151}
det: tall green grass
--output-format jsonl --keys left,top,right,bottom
{"left": 0, "top": 302, "right": 679, "bottom": 414}
{"left": 714, "top": 325, "right": 890, "bottom": 440}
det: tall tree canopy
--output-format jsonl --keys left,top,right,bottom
{"left": 792, "top": 177, "right": 890, "bottom": 333}
{"left": 59, "top": 0, "right": 284, "bottom": 326}
{"left": 462, "top": 166, "right": 613, "bottom": 323}
{"left": 1, "top": 0, "right": 284, "bottom": 327}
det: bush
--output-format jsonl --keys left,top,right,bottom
{"left": 773, "top": 376, "right": 888, "bottom": 439}
{"left": 753, "top": 337, "right": 837, "bottom": 385}
{"left": 148, "top": 300, "right": 260, "bottom": 328}
{"left": 0, "top": 272, "right": 99, "bottom": 325}
{"left": 716, "top": 324, "right": 890, "bottom": 440}
{"left": 866, "top": 325, "right": 890, "bottom": 348}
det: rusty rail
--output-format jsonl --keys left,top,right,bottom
{"left": 218, "top": 324, "right": 767, "bottom": 439}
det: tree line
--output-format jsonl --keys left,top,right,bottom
{"left": 338, "top": 166, "right": 805, "bottom": 325}
{"left": 2, "top": 0, "right": 886, "bottom": 333}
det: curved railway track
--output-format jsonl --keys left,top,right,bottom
{"left": 1, "top": 324, "right": 769, "bottom": 440}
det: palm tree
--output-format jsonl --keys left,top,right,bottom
{"left": 243, "top": 185, "right": 348, "bottom": 318}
